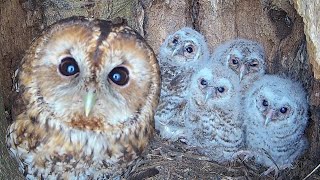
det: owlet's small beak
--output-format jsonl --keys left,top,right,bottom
{"left": 204, "top": 88, "right": 213, "bottom": 103}
{"left": 84, "top": 89, "right": 97, "bottom": 117}
{"left": 172, "top": 45, "right": 183, "bottom": 56}
{"left": 239, "top": 64, "right": 246, "bottom": 81}
{"left": 264, "top": 109, "right": 274, "bottom": 126}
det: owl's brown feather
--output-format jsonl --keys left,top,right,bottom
{"left": 7, "top": 16, "right": 160, "bottom": 179}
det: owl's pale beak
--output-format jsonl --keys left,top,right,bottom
{"left": 264, "top": 109, "right": 274, "bottom": 126}
{"left": 84, "top": 89, "right": 97, "bottom": 117}
{"left": 239, "top": 64, "right": 246, "bottom": 81}
{"left": 172, "top": 45, "right": 183, "bottom": 56}
{"left": 204, "top": 88, "right": 213, "bottom": 103}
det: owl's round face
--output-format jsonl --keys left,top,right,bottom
{"left": 246, "top": 75, "right": 307, "bottom": 127}
{"left": 253, "top": 87, "right": 295, "bottom": 125}
{"left": 217, "top": 39, "right": 265, "bottom": 81}
{"left": 20, "top": 17, "right": 160, "bottom": 131}
{"left": 160, "top": 27, "right": 208, "bottom": 65}
{"left": 190, "top": 65, "right": 239, "bottom": 107}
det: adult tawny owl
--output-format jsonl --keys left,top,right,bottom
{"left": 155, "top": 27, "right": 209, "bottom": 141}
{"left": 6, "top": 16, "right": 161, "bottom": 179}
{"left": 185, "top": 62, "right": 244, "bottom": 163}
{"left": 240, "top": 75, "right": 308, "bottom": 175}
{"left": 212, "top": 38, "right": 266, "bottom": 93}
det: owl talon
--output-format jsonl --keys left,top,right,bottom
{"left": 262, "top": 165, "right": 279, "bottom": 176}
{"left": 262, "top": 163, "right": 293, "bottom": 176}
{"left": 232, "top": 150, "right": 255, "bottom": 161}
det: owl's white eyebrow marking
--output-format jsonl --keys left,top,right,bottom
{"left": 91, "top": 19, "right": 130, "bottom": 66}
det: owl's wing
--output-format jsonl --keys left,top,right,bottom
{"left": 155, "top": 95, "right": 186, "bottom": 124}
{"left": 168, "top": 69, "right": 193, "bottom": 96}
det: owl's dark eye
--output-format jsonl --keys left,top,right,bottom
{"left": 262, "top": 99, "right": 269, "bottom": 107}
{"left": 280, "top": 107, "right": 288, "bottom": 114}
{"left": 172, "top": 38, "right": 179, "bottom": 45}
{"left": 249, "top": 61, "right": 259, "bottom": 67}
{"left": 59, "top": 57, "right": 79, "bottom": 76}
{"left": 232, "top": 58, "right": 239, "bottom": 65}
{"left": 185, "top": 46, "right": 194, "bottom": 53}
{"left": 200, "top": 79, "right": 208, "bottom": 86}
{"left": 217, "top": 87, "right": 225, "bottom": 93}
{"left": 108, "top": 67, "right": 129, "bottom": 86}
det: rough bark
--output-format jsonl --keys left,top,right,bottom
{"left": 0, "top": 80, "right": 23, "bottom": 179}
{"left": 0, "top": 0, "right": 42, "bottom": 113}
{"left": 141, "top": 0, "right": 194, "bottom": 54}
{"left": 294, "top": 0, "right": 320, "bottom": 79}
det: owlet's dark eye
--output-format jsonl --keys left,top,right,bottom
{"left": 232, "top": 58, "right": 239, "bottom": 65}
{"left": 172, "top": 38, "right": 178, "bottom": 45}
{"left": 249, "top": 61, "right": 259, "bottom": 67}
{"left": 280, "top": 107, "right": 288, "bottom": 114}
{"left": 262, "top": 99, "right": 269, "bottom": 107}
{"left": 185, "top": 46, "right": 194, "bottom": 53}
{"left": 200, "top": 79, "right": 208, "bottom": 86}
{"left": 217, "top": 87, "right": 225, "bottom": 93}
{"left": 108, "top": 67, "right": 129, "bottom": 86}
{"left": 59, "top": 57, "right": 79, "bottom": 76}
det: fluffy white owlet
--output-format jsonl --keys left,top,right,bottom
{"left": 6, "top": 16, "right": 161, "bottom": 179}
{"left": 240, "top": 75, "right": 308, "bottom": 175}
{"left": 212, "top": 38, "right": 266, "bottom": 93}
{"left": 155, "top": 27, "right": 210, "bottom": 141}
{"left": 185, "top": 62, "right": 244, "bottom": 163}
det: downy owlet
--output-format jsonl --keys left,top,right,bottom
{"left": 239, "top": 75, "right": 308, "bottom": 175}
{"left": 185, "top": 62, "right": 244, "bottom": 163}
{"left": 155, "top": 27, "right": 209, "bottom": 141}
{"left": 211, "top": 38, "right": 266, "bottom": 94}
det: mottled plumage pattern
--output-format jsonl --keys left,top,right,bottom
{"left": 211, "top": 39, "right": 266, "bottom": 94}
{"left": 155, "top": 27, "right": 209, "bottom": 141}
{"left": 6, "top": 16, "right": 160, "bottom": 179}
{"left": 241, "top": 75, "right": 308, "bottom": 175}
{"left": 185, "top": 62, "right": 244, "bottom": 163}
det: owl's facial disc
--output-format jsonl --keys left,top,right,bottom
{"left": 198, "top": 78, "right": 227, "bottom": 102}
{"left": 228, "top": 50, "right": 263, "bottom": 81}
{"left": 259, "top": 97, "right": 292, "bottom": 126}
{"left": 204, "top": 86, "right": 227, "bottom": 102}
{"left": 170, "top": 39, "right": 197, "bottom": 62}
{"left": 264, "top": 107, "right": 291, "bottom": 126}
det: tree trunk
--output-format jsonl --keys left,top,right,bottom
{"left": 1, "top": 0, "right": 319, "bottom": 179}
{"left": 0, "top": 79, "right": 23, "bottom": 179}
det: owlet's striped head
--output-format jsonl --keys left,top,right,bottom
{"left": 189, "top": 62, "right": 240, "bottom": 108}
{"left": 159, "top": 27, "right": 209, "bottom": 66}
{"left": 212, "top": 39, "right": 266, "bottom": 81}
{"left": 245, "top": 75, "right": 308, "bottom": 127}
